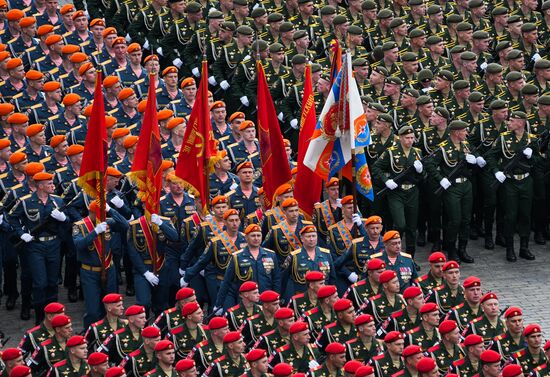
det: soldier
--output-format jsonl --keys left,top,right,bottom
{"left": 287, "top": 270, "right": 325, "bottom": 318}
{"left": 49, "top": 335, "right": 90, "bottom": 377}
{"left": 327, "top": 195, "right": 365, "bottom": 266}
{"left": 414, "top": 252, "right": 446, "bottom": 294}
{"left": 511, "top": 324, "right": 547, "bottom": 375}
{"left": 345, "top": 314, "right": 381, "bottom": 363}
{"left": 312, "top": 178, "right": 342, "bottom": 240}
{"left": 167, "top": 302, "right": 207, "bottom": 360}
{"left": 175, "top": 359, "right": 197, "bottom": 377}
{"left": 372, "top": 231, "right": 418, "bottom": 291}
{"left": 145, "top": 340, "right": 176, "bottom": 377}
{"left": 449, "top": 334, "right": 486, "bottom": 376}
{"left": 87, "top": 353, "right": 110, "bottom": 377}
{"left": 227, "top": 161, "right": 260, "bottom": 223}
{"left": 153, "top": 287, "right": 197, "bottom": 337}
{"left": 464, "top": 292, "right": 506, "bottom": 344}
{"left": 428, "top": 320, "right": 464, "bottom": 374}
{"left": 405, "top": 302, "right": 441, "bottom": 349}
{"left": 393, "top": 345, "right": 424, "bottom": 377}
{"left": 371, "top": 332, "right": 405, "bottom": 377}
{"left": 253, "top": 307, "right": 295, "bottom": 355}
{"left": 309, "top": 342, "right": 347, "bottom": 377}
{"left": 427, "top": 260, "right": 464, "bottom": 315}
{"left": 361, "top": 270, "right": 406, "bottom": 325}
{"left": 269, "top": 321, "right": 320, "bottom": 373}
{"left": 316, "top": 299, "right": 357, "bottom": 354}
{"left": 241, "top": 290, "right": 280, "bottom": 347}
{"left": 18, "top": 302, "right": 65, "bottom": 359}
{"left": 204, "top": 331, "right": 247, "bottom": 377}
{"left": 242, "top": 349, "right": 269, "bottom": 377}
{"left": 384, "top": 286, "right": 423, "bottom": 334}
{"left": 188, "top": 316, "right": 229, "bottom": 374}
{"left": 446, "top": 275, "right": 482, "bottom": 331}
{"left": 29, "top": 314, "right": 73, "bottom": 376}
{"left": 85, "top": 294, "right": 127, "bottom": 352}
{"left": 490, "top": 307, "right": 525, "bottom": 360}
{"left": 127, "top": 0, "right": 167, "bottom": 49}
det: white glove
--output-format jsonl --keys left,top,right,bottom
{"left": 352, "top": 213, "right": 362, "bottom": 226}
{"left": 51, "top": 208, "right": 67, "bottom": 222}
{"left": 208, "top": 76, "right": 217, "bottom": 86}
{"left": 532, "top": 53, "right": 542, "bottom": 62}
{"left": 199, "top": 270, "right": 205, "bottom": 277}
{"left": 421, "top": 87, "right": 432, "bottom": 93}
{"left": 144, "top": 271, "right": 159, "bottom": 286}
{"left": 385, "top": 179, "right": 398, "bottom": 190}
{"left": 413, "top": 160, "right": 423, "bottom": 173}
{"left": 240, "top": 96, "right": 249, "bottom": 106}
{"left": 94, "top": 222, "right": 107, "bottom": 234}
{"left": 205, "top": 214, "right": 213, "bottom": 221}
{"left": 156, "top": 46, "right": 163, "bottom": 56}
{"left": 143, "top": 40, "right": 150, "bottom": 50}
{"left": 173, "top": 58, "right": 183, "bottom": 68}
{"left": 495, "top": 171, "right": 506, "bottom": 183}
{"left": 476, "top": 156, "right": 486, "bottom": 167}
{"left": 523, "top": 147, "right": 533, "bottom": 159}
{"left": 84, "top": 10, "right": 89, "bottom": 18}
{"left": 348, "top": 272, "right": 359, "bottom": 283}
{"left": 440, "top": 178, "right": 451, "bottom": 190}
{"left": 180, "top": 277, "right": 189, "bottom": 287}
{"left": 465, "top": 154, "right": 477, "bottom": 164}
{"left": 151, "top": 214, "right": 163, "bottom": 226}
{"left": 0, "top": 214, "right": 3, "bottom": 225}
{"left": 105, "top": 203, "right": 111, "bottom": 212}
{"left": 179, "top": 268, "right": 185, "bottom": 277}
{"left": 278, "top": 112, "right": 284, "bottom": 121}
{"left": 336, "top": 198, "right": 342, "bottom": 208}
{"left": 110, "top": 195, "right": 124, "bottom": 208}
{"left": 212, "top": 306, "right": 223, "bottom": 316}
{"left": 229, "top": 182, "right": 238, "bottom": 190}
{"left": 220, "top": 80, "right": 230, "bottom": 90}
{"left": 21, "top": 233, "right": 34, "bottom": 243}
{"left": 480, "top": 61, "right": 488, "bottom": 71}
{"left": 290, "top": 118, "right": 299, "bottom": 129}
{"left": 124, "top": 33, "right": 131, "bottom": 43}
{"left": 192, "top": 67, "right": 200, "bottom": 77}
{"left": 308, "top": 360, "right": 320, "bottom": 369}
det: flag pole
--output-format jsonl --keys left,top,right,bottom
{"left": 98, "top": 172, "right": 107, "bottom": 288}
{"left": 344, "top": 52, "right": 358, "bottom": 214}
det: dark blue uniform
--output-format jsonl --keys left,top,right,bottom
{"left": 371, "top": 251, "right": 418, "bottom": 292}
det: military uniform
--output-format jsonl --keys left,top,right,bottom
{"left": 85, "top": 317, "right": 128, "bottom": 352}
{"left": 371, "top": 252, "right": 418, "bottom": 292}
{"left": 429, "top": 342, "right": 465, "bottom": 374}
{"left": 101, "top": 325, "right": 144, "bottom": 365}
{"left": 189, "top": 339, "right": 224, "bottom": 375}
{"left": 406, "top": 325, "right": 441, "bottom": 349}
{"left": 427, "top": 283, "right": 465, "bottom": 314}
{"left": 449, "top": 355, "right": 479, "bottom": 377}
{"left": 270, "top": 342, "right": 320, "bottom": 373}
{"left": 226, "top": 303, "right": 261, "bottom": 332}
{"left": 345, "top": 337, "right": 382, "bottom": 363}
{"left": 446, "top": 302, "right": 482, "bottom": 332}
{"left": 333, "top": 237, "right": 374, "bottom": 295}
{"left": 512, "top": 348, "right": 547, "bottom": 375}
{"left": 254, "top": 328, "right": 290, "bottom": 356}
{"left": 316, "top": 321, "right": 356, "bottom": 354}
{"left": 464, "top": 315, "right": 507, "bottom": 344}
{"left": 262, "top": 220, "right": 307, "bottom": 267}
{"left": 302, "top": 307, "right": 335, "bottom": 340}
{"left": 371, "top": 352, "right": 404, "bottom": 377}
{"left": 490, "top": 331, "right": 525, "bottom": 360}
{"left": 312, "top": 201, "right": 342, "bottom": 240}
{"left": 226, "top": 186, "right": 261, "bottom": 223}
{"left": 49, "top": 358, "right": 90, "bottom": 377}
{"left": 29, "top": 337, "right": 67, "bottom": 376}
{"left": 121, "top": 348, "right": 156, "bottom": 377}
{"left": 345, "top": 278, "right": 381, "bottom": 310}
{"left": 361, "top": 290, "right": 406, "bottom": 325}
{"left": 204, "top": 352, "right": 247, "bottom": 377}
{"left": 18, "top": 323, "right": 54, "bottom": 359}
{"left": 168, "top": 323, "right": 208, "bottom": 360}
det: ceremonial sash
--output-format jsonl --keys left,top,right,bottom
{"left": 271, "top": 206, "right": 285, "bottom": 225}
{"left": 205, "top": 218, "right": 224, "bottom": 238}
{"left": 83, "top": 216, "right": 112, "bottom": 270}
{"left": 139, "top": 216, "right": 165, "bottom": 271}
{"left": 335, "top": 221, "right": 353, "bottom": 251}
{"left": 320, "top": 201, "right": 336, "bottom": 228}
{"left": 217, "top": 231, "right": 239, "bottom": 255}
{"left": 279, "top": 221, "right": 301, "bottom": 250}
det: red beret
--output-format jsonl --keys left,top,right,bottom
{"left": 66, "top": 335, "right": 86, "bottom": 347}
{"left": 9, "top": 366, "right": 31, "bottom": 377}
{"left": 88, "top": 352, "right": 109, "bottom": 366}
{"left": 44, "top": 302, "right": 65, "bottom": 314}
{"left": 420, "top": 302, "right": 438, "bottom": 314}
{"left": 502, "top": 365, "right": 523, "bottom": 377}
{"left": 274, "top": 308, "right": 294, "bottom": 320}
{"left": 246, "top": 348, "right": 267, "bottom": 362}
{"left": 305, "top": 271, "right": 325, "bottom": 282}
{"left": 544, "top": 340, "right": 550, "bottom": 351}
{"left": 176, "top": 287, "right": 195, "bottom": 301}
{"left": 379, "top": 270, "right": 397, "bottom": 284}
{"left": 442, "top": 260, "right": 460, "bottom": 271}
{"left": 463, "top": 276, "right": 481, "bottom": 288}
{"left": 523, "top": 324, "right": 542, "bottom": 337}
{"left": 102, "top": 293, "right": 123, "bottom": 303}
{"left": 367, "top": 258, "right": 386, "bottom": 270}
{"left": 260, "top": 290, "right": 280, "bottom": 303}
{"left": 208, "top": 316, "right": 229, "bottom": 330}
{"left": 181, "top": 302, "right": 200, "bottom": 316}
{"left": 125, "top": 305, "right": 145, "bottom": 316}
{"left": 356, "top": 366, "right": 375, "bottom": 377}
{"left": 325, "top": 342, "right": 346, "bottom": 354}
{"left": 439, "top": 320, "right": 458, "bottom": 334}
{"left": 416, "top": 358, "right": 437, "bottom": 373}
{"left": 223, "top": 331, "right": 242, "bottom": 344}
{"left": 480, "top": 350, "right": 501, "bottom": 364}
{"left": 154, "top": 340, "right": 174, "bottom": 352}
{"left": 175, "top": 359, "right": 195, "bottom": 372}
{"left": 51, "top": 314, "right": 71, "bottom": 328}
{"left": 428, "top": 252, "right": 446, "bottom": 263}
{"left": 463, "top": 334, "right": 484, "bottom": 346}
{"left": 402, "top": 345, "right": 423, "bottom": 358}
{"left": 239, "top": 281, "right": 258, "bottom": 292}
{"left": 1, "top": 348, "right": 22, "bottom": 362}
{"left": 142, "top": 326, "right": 161, "bottom": 338}
{"left": 289, "top": 321, "right": 308, "bottom": 334}
{"left": 403, "top": 286, "right": 423, "bottom": 299}
{"left": 384, "top": 331, "right": 404, "bottom": 343}
{"left": 272, "top": 363, "right": 293, "bottom": 377}
{"left": 317, "top": 285, "right": 337, "bottom": 299}
{"left": 355, "top": 314, "right": 375, "bottom": 326}
{"left": 504, "top": 307, "right": 523, "bottom": 318}
{"left": 333, "top": 298, "right": 353, "bottom": 312}
{"left": 481, "top": 292, "right": 498, "bottom": 303}
{"left": 344, "top": 360, "right": 363, "bottom": 374}
{"left": 105, "top": 367, "right": 125, "bottom": 377}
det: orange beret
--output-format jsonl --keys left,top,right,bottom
{"left": 33, "top": 172, "right": 54, "bottom": 181}
{"left": 78, "top": 62, "right": 94, "bottom": 76}
{"left": 223, "top": 209, "right": 239, "bottom": 220}
{"left": 62, "top": 93, "right": 81, "bottom": 106}
{"left": 118, "top": 88, "right": 135, "bottom": 101}
{"left": 71, "top": 10, "right": 86, "bottom": 20}
{"left": 26, "top": 124, "right": 45, "bottom": 137}
{"left": 103, "top": 75, "right": 119, "bottom": 88}
{"left": 25, "top": 70, "right": 44, "bottom": 81}
{"left": 106, "top": 167, "right": 122, "bottom": 177}
{"left": 274, "top": 183, "right": 293, "bottom": 196}
{"left": 180, "top": 77, "right": 195, "bottom": 88}
{"left": 61, "top": 44, "right": 80, "bottom": 54}
{"left": 210, "top": 100, "right": 226, "bottom": 111}
{"left": 300, "top": 224, "right": 317, "bottom": 235}
{"left": 69, "top": 52, "right": 88, "bottom": 63}
{"left": 45, "top": 34, "right": 62, "bottom": 46}
{"left": 229, "top": 112, "right": 245, "bottom": 122}
{"left": 167, "top": 117, "right": 185, "bottom": 130}
{"left": 161, "top": 160, "right": 174, "bottom": 171}
{"left": 9, "top": 152, "right": 27, "bottom": 165}
{"left": 37, "top": 24, "right": 54, "bottom": 37}
{"left": 105, "top": 116, "right": 117, "bottom": 128}
{"left": 0, "top": 0, "right": 5, "bottom": 8}
{"left": 0, "top": 103, "right": 14, "bottom": 116}
{"left": 0, "top": 139, "right": 11, "bottom": 149}
{"left": 89, "top": 18, "right": 105, "bottom": 27}
{"left": 239, "top": 120, "right": 255, "bottom": 131}
{"left": 0, "top": 51, "right": 11, "bottom": 63}
{"left": 82, "top": 105, "right": 93, "bottom": 117}
{"left": 365, "top": 215, "right": 382, "bottom": 225}
{"left": 50, "top": 135, "right": 66, "bottom": 148}
{"left": 157, "top": 109, "right": 174, "bottom": 121}
{"left": 211, "top": 195, "right": 228, "bottom": 206}
{"left": 281, "top": 198, "right": 299, "bottom": 208}
{"left": 112, "top": 128, "right": 130, "bottom": 139}
{"left": 6, "top": 58, "right": 23, "bottom": 70}
{"left": 258, "top": 187, "right": 264, "bottom": 195}
{"left": 19, "top": 17, "right": 36, "bottom": 28}
{"left": 244, "top": 224, "right": 261, "bottom": 234}
{"left": 126, "top": 43, "right": 141, "bottom": 53}
{"left": 326, "top": 177, "right": 339, "bottom": 188}
{"left": 67, "top": 144, "right": 84, "bottom": 156}
{"left": 291, "top": 167, "right": 297, "bottom": 175}
{"left": 24, "top": 162, "right": 45, "bottom": 176}
{"left": 144, "top": 54, "right": 158, "bottom": 64}
{"left": 236, "top": 161, "right": 253, "bottom": 173}
{"left": 123, "top": 135, "right": 138, "bottom": 149}
{"left": 6, "top": 9, "right": 24, "bottom": 21}
{"left": 60, "top": 4, "right": 75, "bottom": 14}
{"left": 111, "top": 37, "right": 126, "bottom": 48}
{"left": 341, "top": 195, "right": 353, "bottom": 205}
{"left": 102, "top": 27, "right": 117, "bottom": 38}
{"left": 383, "top": 230, "right": 400, "bottom": 242}
{"left": 137, "top": 100, "right": 148, "bottom": 113}
{"left": 7, "top": 113, "right": 29, "bottom": 124}
{"left": 43, "top": 81, "right": 61, "bottom": 92}
{"left": 162, "top": 66, "right": 178, "bottom": 77}
{"left": 283, "top": 138, "right": 291, "bottom": 147}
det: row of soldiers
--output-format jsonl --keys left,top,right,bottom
{"left": 2, "top": 247, "right": 550, "bottom": 377}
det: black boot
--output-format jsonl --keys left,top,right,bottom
{"left": 506, "top": 237, "right": 517, "bottom": 262}
{"left": 34, "top": 304, "right": 45, "bottom": 325}
{"left": 469, "top": 227, "right": 479, "bottom": 240}
{"left": 417, "top": 231, "right": 426, "bottom": 247}
{"left": 431, "top": 239, "right": 442, "bottom": 253}
{"left": 519, "top": 237, "right": 535, "bottom": 260}
{"left": 68, "top": 287, "right": 78, "bottom": 303}
{"left": 457, "top": 241, "right": 474, "bottom": 263}
{"left": 20, "top": 295, "right": 31, "bottom": 320}
{"left": 484, "top": 233, "right": 495, "bottom": 250}
{"left": 534, "top": 232, "right": 546, "bottom": 245}
{"left": 445, "top": 242, "right": 459, "bottom": 262}
{"left": 5, "top": 293, "right": 19, "bottom": 311}
{"left": 495, "top": 233, "right": 506, "bottom": 247}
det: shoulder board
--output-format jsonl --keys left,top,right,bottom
{"left": 352, "top": 237, "right": 365, "bottom": 244}
{"left": 428, "top": 344, "right": 440, "bottom": 352}
{"left": 291, "top": 292, "right": 305, "bottom": 300}
{"left": 41, "top": 338, "right": 53, "bottom": 346}
{"left": 326, "top": 322, "right": 337, "bottom": 329}
{"left": 352, "top": 280, "right": 366, "bottom": 287}
{"left": 27, "top": 325, "right": 41, "bottom": 333}
{"left": 128, "top": 349, "right": 141, "bottom": 357}
{"left": 304, "top": 308, "right": 318, "bottom": 316}
{"left": 319, "top": 247, "right": 330, "bottom": 253}
{"left": 371, "top": 294, "right": 382, "bottom": 300}
{"left": 20, "top": 194, "right": 32, "bottom": 201}
{"left": 263, "top": 329, "right": 276, "bottom": 336}
{"left": 227, "top": 304, "right": 240, "bottom": 313}
{"left": 196, "top": 340, "right": 208, "bottom": 348}
{"left": 171, "top": 326, "right": 184, "bottom": 335}
{"left": 416, "top": 274, "right": 428, "bottom": 282}
{"left": 496, "top": 333, "right": 506, "bottom": 340}
{"left": 91, "top": 319, "right": 105, "bottom": 327}
{"left": 53, "top": 360, "right": 67, "bottom": 367}
{"left": 513, "top": 350, "right": 525, "bottom": 357}
{"left": 472, "top": 316, "right": 483, "bottom": 323}
{"left": 391, "top": 310, "right": 404, "bottom": 318}
{"left": 454, "top": 303, "right": 465, "bottom": 309}
{"left": 291, "top": 249, "right": 301, "bottom": 255}
{"left": 276, "top": 344, "right": 290, "bottom": 352}
{"left": 371, "top": 252, "right": 383, "bottom": 258}
{"left": 407, "top": 326, "right": 420, "bottom": 334}
{"left": 400, "top": 252, "right": 412, "bottom": 258}
{"left": 346, "top": 338, "right": 358, "bottom": 344}
{"left": 453, "top": 358, "right": 466, "bottom": 366}
{"left": 55, "top": 166, "right": 68, "bottom": 173}
{"left": 373, "top": 354, "right": 385, "bottom": 361}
